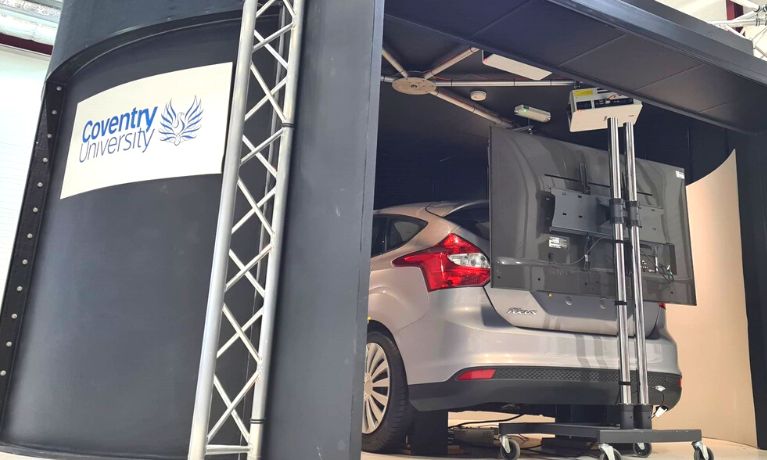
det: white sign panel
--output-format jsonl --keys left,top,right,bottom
{"left": 60, "top": 63, "right": 233, "bottom": 199}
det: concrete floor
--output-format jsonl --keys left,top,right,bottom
{"left": 361, "top": 414, "right": 764, "bottom": 460}
{"left": 0, "top": 437, "right": 759, "bottom": 460}
{"left": 362, "top": 438, "right": 765, "bottom": 460}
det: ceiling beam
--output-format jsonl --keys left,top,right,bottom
{"left": 422, "top": 46, "right": 479, "bottom": 80}
{"left": 381, "top": 47, "right": 409, "bottom": 78}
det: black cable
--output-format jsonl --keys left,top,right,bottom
{"left": 521, "top": 444, "right": 542, "bottom": 451}
{"left": 563, "top": 237, "right": 607, "bottom": 266}
{"left": 449, "top": 413, "right": 524, "bottom": 428}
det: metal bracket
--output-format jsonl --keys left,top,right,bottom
{"left": 627, "top": 200, "right": 640, "bottom": 227}
{"left": 609, "top": 198, "right": 625, "bottom": 224}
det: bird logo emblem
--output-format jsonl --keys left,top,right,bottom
{"left": 159, "top": 97, "right": 203, "bottom": 146}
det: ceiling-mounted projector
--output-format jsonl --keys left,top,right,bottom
{"left": 482, "top": 51, "right": 551, "bottom": 81}
{"left": 568, "top": 88, "right": 642, "bottom": 132}
{"left": 514, "top": 105, "right": 551, "bottom": 123}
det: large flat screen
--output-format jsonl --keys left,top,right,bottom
{"left": 490, "top": 129, "right": 696, "bottom": 305}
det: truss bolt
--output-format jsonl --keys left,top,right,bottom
{"left": 56, "top": 86, "right": 62, "bottom": 91}
{"left": 26, "top": 233, "right": 33, "bottom": 239}
{"left": 0, "top": 371, "right": 6, "bottom": 377}
{"left": 21, "top": 259, "right": 28, "bottom": 265}
{"left": 51, "top": 110, "right": 57, "bottom": 115}
{"left": 5, "top": 342, "right": 11, "bottom": 348}
{"left": 15, "top": 286, "right": 22, "bottom": 292}
{"left": 11, "top": 314, "right": 17, "bottom": 320}
{"left": 42, "top": 157, "right": 48, "bottom": 163}
{"left": 36, "top": 182, "right": 43, "bottom": 188}
{"left": 32, "top": 207, "right": 39, "bottom": 213}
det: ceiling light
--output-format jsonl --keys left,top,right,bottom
{"left": 0, "top": 0, "right": 60, "bottom": 23}
{"left": 514, "top": 104, "right": 551, "bottom": 123}
{"left": 0, "top": 11, "right": 56, "bottom": 44}
{"left": 482, "top": 51, "right": 551, "bottom": 81}
{"left": 470, "top": 90, "right": 487, "bottom": 101}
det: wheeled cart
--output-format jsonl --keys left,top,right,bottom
{"left": 499, "top": 424, "right": 711, "bottom": 460}
{"left": 497, "top": 118, "right": 712, "bottom": 460}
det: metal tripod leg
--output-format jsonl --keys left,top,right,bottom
{"left": 608, "top": 118, "right": 632, "bottom": 412}
{"left": 625, "top": 122, "right": 651, "bottom": 424}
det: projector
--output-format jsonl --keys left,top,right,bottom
{"left": 568, "top": 88, "right": 642, "bottom": 132}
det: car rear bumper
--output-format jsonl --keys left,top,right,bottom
{"left": 408, "top": 366, "right": 682, "bottom": 412}
{"left": 393, "top": 288, "right": 681, "bottom": 386}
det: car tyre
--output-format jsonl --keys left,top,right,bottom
{"left": 361, "top": 330, "right": 412, "bottom": 453}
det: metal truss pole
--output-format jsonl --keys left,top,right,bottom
{"left": 248, "top": 0, "right": 304, "bottom": 457}
{"left": 187, "top": 0, "right": 305, "bottom": 458}
{"left": 188, "top": 2, "right": 258, "bottom": 458}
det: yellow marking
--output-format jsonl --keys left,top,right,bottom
{"left": 573, "top": 88, "right": 595, "bottom": 97}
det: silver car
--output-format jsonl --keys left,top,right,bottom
{"left": 362, "top": 201, "right": 681, "bottom": 452}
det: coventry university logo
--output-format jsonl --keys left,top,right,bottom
{"left": 77, "top": 96, "right": 204, "bottom": 164}
{"left": 159, "top": 97, "right": 203, "bottom": 146}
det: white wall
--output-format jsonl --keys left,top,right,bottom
{"left": 656, "top": 0, "right": 727, "bottom": 21}
{"left": 654, "top": 152, "right": 757, "bottom": 447}
{"left": 0, "top": 46, "right": 49, "bottom": 296}
{"left": 657, "top": 0, "right": 767, "bottom": 59}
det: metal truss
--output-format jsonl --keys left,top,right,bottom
{"left": 188, "top": 0, "right": 304, "bottom": 458}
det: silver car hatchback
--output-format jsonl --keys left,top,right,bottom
{"left": 362, "top": 201, "right": 682, "bottom": 453}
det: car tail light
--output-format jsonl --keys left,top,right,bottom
{"left": 456, "top": 368, "right": 496, "bottom": 381}
{"left": 393, "top": 233, "right": 490, "bottom": 291}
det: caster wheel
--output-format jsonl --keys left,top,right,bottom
{"left": 500, "top": 435, "right": 521, "bottom": 460}
{"left": 693, "top": 443, "right": 714, "bottom": 460}
{"left": 599, "top": 444, "right": 623, "bottom": 460}
{"left": 633, "top": 442, "right": 652, "bottom": 457}
{"left": 599, "top": 452, "right": 623, "bottom": 460}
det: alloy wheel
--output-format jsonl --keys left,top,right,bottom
{"left": 362, "top": 342, "right": 391, "bottom": 434}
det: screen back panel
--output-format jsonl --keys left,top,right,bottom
{"left": 490, "top": 129, "right": 696, "bottom": 305}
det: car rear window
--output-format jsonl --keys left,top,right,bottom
{"left": 388, "top": 219, "right": 423, "bottom": 248}
{"left": 445, "top": 205, "right": 490, "bottom": 240}
{"left": 371, "top": 215, "right": 427, "bottom": 257}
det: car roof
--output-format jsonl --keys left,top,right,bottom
{"left": 375, "top": 200, "right": 488, "bottom": 218}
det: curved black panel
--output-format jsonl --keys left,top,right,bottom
{"left": 0, "top": 20, "right": 240, "bottom": 458}
{"left": 490, "top": 130, "right": 695, "bottom": 305}
{"left": 51, "top": 0, "right": 242, "bottom": 72}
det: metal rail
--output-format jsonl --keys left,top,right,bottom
{"left": 188, "top": 0, "right": 305, "bottom": 458}
{"left": 380, "top": 46, "right": 518, "bottom": 128}
{"left": 625, "top": 121, "right": 650, "bottom": 406}
{"left": 608, "top": 117, "right": 632, "bottom": 406}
